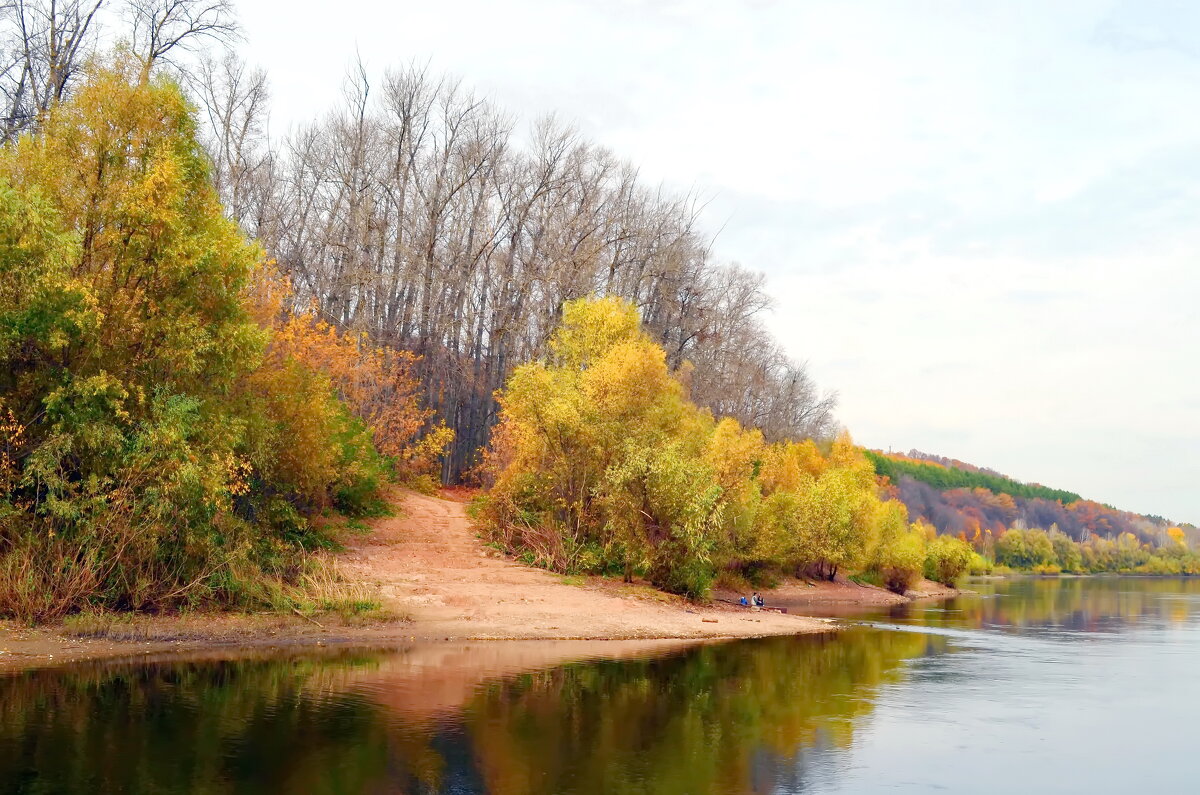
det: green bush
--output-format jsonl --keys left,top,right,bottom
{"left": 924, "top": 535, "right": 973, "bottom": 587}
{"left": 873, "top": 528, "right": 926, "bottom": 594}
{"left": 968, "top": 551, "right": 993, "bottom": 575}
{"left": 0, "top": 62, "right": 388, "bottom": 622}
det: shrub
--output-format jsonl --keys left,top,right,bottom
{"left": 924, "top": 535, "right": 973, "bottom": 587}
{"left": 968, "top": 551, "right": 993, "bottom": 575}
{"left": 480, "top": 296, "right": 908, "bottom": 601}
{"left": 269, "top": 309, "right": 453, "bottom": 489}
{"left": 874, "top": 528, "right": 927, "bottom": 594}
{"left": 480, "top": 298, "right": 873, "bottom": 599}
{"left": 867, "top": 503, "right": 924, "bottom": 594}
{"left": 0, "top": 60, "right": 405, "bottom": 621}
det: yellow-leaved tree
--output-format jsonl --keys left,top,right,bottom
{"left": 482, "top": 296, "right": 913, "bottom": 599}
{"left": 268, "top": 305, "right": 454, "bottom": 492}
{"left": 0, "top": 57, "right": 427, "bottom": 621}
{"left": 482, "top": 297, "right": 722, "bottom": 596}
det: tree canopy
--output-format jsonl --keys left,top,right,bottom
{"left": 481, "top": 297, "right": 921, "bottom": 598}
{"left": 0, "top": 59, "right": 441, "bottom": 620}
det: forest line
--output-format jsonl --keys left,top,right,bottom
{"left": 3, "top": 1, "right": 838, "bottom": 482}
{"left": 194, "top": 39, "right": 836, "bottom": 481}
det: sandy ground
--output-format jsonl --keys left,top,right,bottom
{"left": 0, "top": 489, "right": 836, "bottom": 671}
{"left": 338, "top": 489, "right": 833, "bottom": 641}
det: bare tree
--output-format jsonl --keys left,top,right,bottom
{"left": 1, "top": 0, "right": 105, "bottom": 142}
{"left": 127, "top": 0, "right": 237, "bottom": 72}
{"left": 193, "top": 50, "right": 272, "bottom": 229}
{"left": 248, "top": 62, "right": 839, "bottom": 480}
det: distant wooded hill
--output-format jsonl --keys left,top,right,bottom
{"left": 866, "top": 449, "right": 1194, "bottom": 545}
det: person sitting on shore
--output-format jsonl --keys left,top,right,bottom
{"left": 753, "top": 593, "right": 765, "bottom": 608}
{"left": 739, "top": 596, "right": 748, "bottom": 606}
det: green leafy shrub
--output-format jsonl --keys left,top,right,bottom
{"left": 968, "top": 551, "right": 992, "bottom": 575}
{"left": 0, "top": 61, "right": 392, "bottom": 622}
{"left": 875, "top": 528, "right": 927, "bottom": 593}
{"left": 924, "top": 535, "right": 973, "bottom": 587}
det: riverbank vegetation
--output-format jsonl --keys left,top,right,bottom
{"left": 868, "top": 450, "right": 1198, "bottom": 576}
{"left": 0, "top": 58, "right": 446, "bottom": 621}
{"left": 478, "top": 297, "right": 975, "bottom": 598}
{"left": 0, "top": 0, "right": 852, "bottom": 621}
{"left": 476, "top": 296, "right": 1193, "bottom": 593}
{"left": 0, "top": 0, "right": 842, "bottom": 622}
{"left": 990, "top": 526, "right": 1200, "bottom": 575}
{"left": 870, "top": 449, "right": 1195, "bottom": 546}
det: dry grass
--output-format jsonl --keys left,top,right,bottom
{"left": 714, "top": 569, "right": 754, "bottom": 594}
{"left": 0, "top": 541, "right": 103, "bottom": 624}
{"left": 292, "top": 554, "right": 387, "bottom": 618}
{"left": 3, "top": 541, "right": 395, "bottom": 629}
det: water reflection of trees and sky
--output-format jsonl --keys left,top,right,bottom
{"left": 3, "top": 577, "right": 1199, "bottom": 794}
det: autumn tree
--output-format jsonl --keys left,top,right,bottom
{"left": 0, "top": 58, "right": 386, "bottom": 620}
{"left": 269, "top": 309, "right": 453, "bottom": 491}
{"left": 924, "top": 535, "right": 973, "bottom": 586}
{"left": 482, "top": 297, "right": 895, "bottom": 599}
{"left": 870, "top": 502, "right": 925, "bottom": 593}
{"left": 481, "top": 297, "right": 724, "bottom": 596}
{"left": 1048, "top": 527, "right": 1082, "bottom": 572}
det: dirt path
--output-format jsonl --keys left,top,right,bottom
{"left": 340, "top": 488, "right": 832, "bottom": 641}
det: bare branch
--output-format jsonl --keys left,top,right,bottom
{"left": 0, "top": 0, "right": 105, "bottom": 141}
{"left": 127, "top": 0, "right": 240, "bottom": 72}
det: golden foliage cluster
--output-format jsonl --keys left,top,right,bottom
{"left": 480, "top": 296, "right": 952, "bottom": 598}
{"left": 0, "top": 59, "right": 447, "bottom": 621}
{"left": 270, "top": 308, "right": 452, "bottom": 490}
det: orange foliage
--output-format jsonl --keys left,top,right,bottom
{"left": 271, "top": 305, "right": 453, "bottom": 487}
{"left": 1167, "top": 527, "right": 1187, "bottom": 548}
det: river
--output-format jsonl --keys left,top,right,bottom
{"left": 3, "top": 576, "right": 1198, "bottom": 793}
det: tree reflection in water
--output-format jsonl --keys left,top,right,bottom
{"left": 8, "top": 578, "right": 1193, "bottom": 794}
{"left": 0, "top": 631, "right": 938, "bottom": 794}
{"left": 878, "top": 576, "right": 1200, "bottom": 635}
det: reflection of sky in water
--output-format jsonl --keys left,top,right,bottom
{"left": 2, "top": 578, "right": 1199, "bottom": 793}
{"left": 829, "top": 578, "right": 1200, "bottom": 793}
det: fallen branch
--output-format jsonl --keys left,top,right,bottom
{"left": 292, "top": 608, "right": 324, "bottom": 628}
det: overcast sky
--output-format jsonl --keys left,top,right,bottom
{"left": 231, "top": 0, "right": 1198, "bottom": 523}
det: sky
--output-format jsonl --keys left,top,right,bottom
{"left": 227, "top": 0, "right": 1198, "bottom": 523}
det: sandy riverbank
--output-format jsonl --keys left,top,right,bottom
{"left": 0, "top": 489, "right": 970, "bottom": 672}
{"left": 0, "top": 490, "right": 824, "bottom": 671}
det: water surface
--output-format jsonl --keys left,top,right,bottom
{"left": 3, "top": 577, "right": 1198, "bottom": 793}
